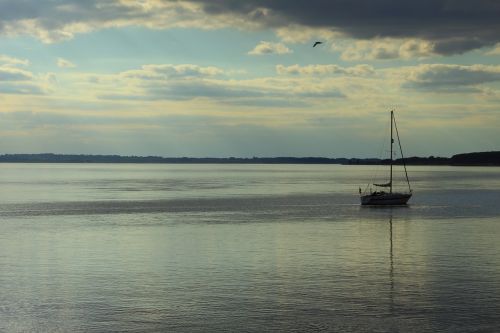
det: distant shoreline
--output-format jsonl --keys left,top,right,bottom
{"left": 0, "top": 151, "right": 498, "bottom": 166}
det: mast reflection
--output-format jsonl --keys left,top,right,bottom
{"left": 389, "top": 215, "right": 394, "bottom": 314}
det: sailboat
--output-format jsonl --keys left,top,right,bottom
{"left": 360, "top": 110, "right": 412, "bottom": 205}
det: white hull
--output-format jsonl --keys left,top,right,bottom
{"left": 360, "top": 192, "right": 412, "bottom": 206}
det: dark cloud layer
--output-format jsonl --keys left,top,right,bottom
{"left": 188, "top": 0, "right": 500, "bottom": 54}
{"left": 0, "top": 1, "right": 498, "bottom": 54}
{"left": 403, "top": 64, "right": 500, "bottom": 92}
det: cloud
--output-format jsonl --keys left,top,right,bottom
{"left": 276, "top": 64, "right": 374, "bottom": 76}
{"left": 485, "top": 44, "right": 500, "bottom": 56}
{"left": 144, "top": 81, "right": 267, "bottom": 101}
{"left": 189, "top": 0, "right": 500, "bottom": 55}
{"left": 0, "top": 82, "right": 45, "bottom": 95}
{"left": 0, "top": 55, "right": 30, "bottom": 66}
{"left": 0, "top": 1, "right": 497, "bottom": 55}
{"left": 0, "top": 1, "right": 227, "bottom": 43}
{"left": 337, "top": 38, "right": 435, "bottom": 61}
{"left": 0, "top": 54, "right": 48, "bottom": 94}
{"left": 222, "top": 98, "right": 310, "bottom": 108}
{"left": 94, "top": 63, "right": 347, "bottom": 106}
{"left": 100, "top": 77, "right": 328, "bottom": 105}
{"left": 98, "top": 67, "right": 270, "bottom": 102}
{"left": 122, "top": 64, "right": 224, "bottom": 80}
{"left": 0, "top": 1, "right": 275, "bottom": 43}
{"left": 275, "top": 25, "right": 339, "bottom": 44}
{"left": 248, "top": 41, "right": 292, "bottom": 55}
{"left": 402, "top": 64, "right": 500, "bottom": 91}
{"left": 0, "top": 67, "right": 33, "bottom": 81}
{"left": 57, "top": 57, "right": 76, "bottom": 68}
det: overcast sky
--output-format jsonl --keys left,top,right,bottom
{"left": 0, "top": 0, "right": 499, "bottom": 157}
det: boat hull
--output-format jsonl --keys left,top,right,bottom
{"left": 360, "top": 192, "right": 412, "bottom": 206}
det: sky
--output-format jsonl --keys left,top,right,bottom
{"left": 0, "top": 0, "right": 499, "bottom": 158}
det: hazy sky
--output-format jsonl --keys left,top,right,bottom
{"left": 0, "top": 0, "right": 499, "bottom": 157}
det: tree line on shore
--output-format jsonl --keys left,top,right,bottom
{"left": 0, "top": 151, "right": 498, "bottom": 165}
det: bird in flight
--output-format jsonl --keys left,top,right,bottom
{"left": 313, "top": 41, "right": 323, "bottom": 47}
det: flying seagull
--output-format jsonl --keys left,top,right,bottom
{"left": 313, "top": 41, "right": 323, "bottom": 47}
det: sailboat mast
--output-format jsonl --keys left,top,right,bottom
{"left": 393, "top": 114, "right": 412, "bottom": 192}
{"left": 390, "top": 110, "right": 393, "bottom": 194}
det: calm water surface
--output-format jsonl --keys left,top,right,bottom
{"left": 1, "top": 164, "right": 500, "bottom": 332}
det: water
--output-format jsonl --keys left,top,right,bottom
{"left": 1, "top": 164, "right": 499, "bottom": 332}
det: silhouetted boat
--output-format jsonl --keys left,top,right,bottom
{"left": 360, "top": 111, "right": 412, "bottom": 205}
